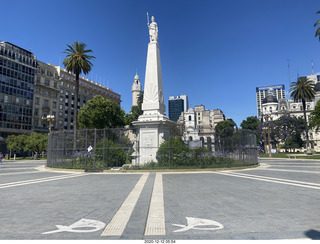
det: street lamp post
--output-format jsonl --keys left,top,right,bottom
{"left": 42, "top": 115, "right": 55, "bottom": 133}
{"left": 263, "top": 113, "right": 272, "bottom": 158}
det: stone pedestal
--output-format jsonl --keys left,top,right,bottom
{"left": 132, "top": 117, "right": 175, "bottom": 165}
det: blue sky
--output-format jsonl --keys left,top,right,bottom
{"left": 2, "top": 0, "right": 320, "bottom": 126}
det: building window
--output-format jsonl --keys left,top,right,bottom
{"left": 35, "top": 97, "right": 40, "bottom": 105}
{"left": 44, "top": 99, "right": 49, "bottom": 106}
{"left": 53, "top": 102, "right": 57, "bottom": 108}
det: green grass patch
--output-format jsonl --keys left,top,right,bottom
{"left": 259, "top": 153, "right": 320, "bottom": 160}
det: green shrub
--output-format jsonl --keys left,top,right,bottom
{"left": 96, "top": 139, "right": 128, "bottom": 168}
{"left": 156, "top": 137, "right": 189, "bottom": 167}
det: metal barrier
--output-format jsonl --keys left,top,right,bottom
{"left": 47, "top": 128, "right": 258, "bottom": 171}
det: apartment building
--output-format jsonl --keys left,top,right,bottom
{"left": 0, "top": 41, "right": 37, "bottom": 137}
{"left": 0, "top": 41, "right": 121, "bottom": 137}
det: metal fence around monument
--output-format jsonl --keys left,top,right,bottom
{"left": 47, "top": 128, "right": 258, "bottom": 171}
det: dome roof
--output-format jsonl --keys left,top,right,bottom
{"left": 262, "top": 95, "right": 278, "bottom": 104}
{"left": 134, "top": 73, "right": 139, "bottom": 80}
{"left": 314, "top": 82, "right": 320, "bottom": 92}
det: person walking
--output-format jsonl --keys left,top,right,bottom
{"left": 0, "top": 152, "right": 3, "bottom": 163}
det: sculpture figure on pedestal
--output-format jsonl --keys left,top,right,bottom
{"left": 148, "top": 16, "right": 158, "bottom": 42}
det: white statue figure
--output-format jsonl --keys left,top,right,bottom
{"left": 148, "top": 16, "right": 158, "bottom": 42}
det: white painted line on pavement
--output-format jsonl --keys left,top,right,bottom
{"left": 215, "top": 171, "right": 320, "bottom": 190}
{"left": 101, "top": 173, "right": 149, "bottom": 236}
{"left": 0, "top": 173, "right": 88, "bottom": 189}
{"left": 0, "top": 167, "right": 41, "bottom": 170}
{"left": 265, "top": 162, "right": 320, "bottom": 165}
{"left": 145, "top": 173, "right": 166, "bottom": 236}
{"left": 224, "top": 171, "right": 320, "bottom": 187}
{"left": 0, "top": 170, "right": 42, "bottom": 176}
{"left": 272, "top": 165, "right": 320, "bottom": 168}
{"left": 263, "top": 168, "right": 320, "bottom": 174}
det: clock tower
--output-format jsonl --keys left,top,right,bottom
{"left": 131, "top": 73, "right": 142, "bottom": 107}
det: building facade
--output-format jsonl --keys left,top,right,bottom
{"left": 261, "top": 83, "right": 320, "bottom": 152}
{"left": 168, "top": 94, "right": 188, "bottom": 122}
{"left": 0, "top": 41, "right": 121, "bottom": 137}
{"left": 178, "top": 105, "right": 226, "bottom": 150}
{"left": 256, "top": 84, "right": 286, "bottom": 119}
{"left": 52, "top": 64, "right": 121, "bottom": 131}
{"left": 0, "top": 41, "right": 37, "bottom": 138}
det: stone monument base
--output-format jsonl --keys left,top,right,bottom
{"left": 132, "top": 115, "right": 176, "bottom": 165}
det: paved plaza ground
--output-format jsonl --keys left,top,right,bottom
{"left": 0, "top": 158, "right": 319, "bottom": 240}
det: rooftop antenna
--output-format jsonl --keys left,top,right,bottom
{"left": 147, "top": 12, "right": 149, "bottom": 25}
{"left": 312, "top": 59, "right": 315, "bottom": 74}
{"left": 287, "top": 59, "right": 291, "bottom": 97}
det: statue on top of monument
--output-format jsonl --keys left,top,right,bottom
{"left": 147, "top": 15, "right": 158, "bottom": 42}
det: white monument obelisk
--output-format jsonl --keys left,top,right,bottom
{"left": 132, "top": 15, "right": 176, "bottom": 165}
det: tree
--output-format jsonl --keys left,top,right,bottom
{"left": 240, "top": 116, "right": 260, "bottom": 131}
{"left": 25, "top": 133, "right": 48, "bottom": 155}
{"left": 6, "top": 134, "right": 28, "bottom": 156}
{"left": 215, "top": 120, "right": 236, "bottom": 152}
{"left": 124, "top": 105, "right": 143, "bottom": 126}
{"left": 78, "top": 95, "right": 125, "bottom": 129}
{"left": 63, "top": 41, "right": 95, "bottom": 148}
{"left": 289, "top": 76, "right": 315, "bottom": 150}
{"left": 310, "top": 99, "right": 320, "bottom": 132}
{"left": 240, "top": 116, "right": 261, "bottom": 144}
{"left": 282, "top": 134, "right": 303, "bottom": 152}
{"left": 137, "top": 91, "right": 144, "bottom": 110}
{"left": 314, "top": 11, "right": 320, "bottom": 41}
{"left": 273, "top": 115, "right": 305, "bottom": 151}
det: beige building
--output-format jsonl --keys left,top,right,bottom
{"left": 33, "top": 62, "right": 121, "bottom": 132}
{"left": 178, "top": 105, "right": 226, "bottom": 150}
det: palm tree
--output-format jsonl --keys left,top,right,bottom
{"left": 314, "top": 11, "right": 320, "bottom": 41}
{"left": 289, "top": 77, "right": 315, "bottom": 152}
{"left": 63, "top": 41, "right": 95, "bottom": 149}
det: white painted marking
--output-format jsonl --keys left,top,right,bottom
{"left": 145, "top": 173, "right": 166, "bottom": 236}
{"left": 272, "top": 165, "right": 320, "bottom": 168}
{"left": 0, "top": 173, "right": 87, "bottom": 189}
{"left": 101, "top": 173, "right": 149, "bottom": 236}
{"left": 225, "top": 171, "right": 320, "bottom": 187}
{"left": 0, "top": 167, "right": 41, "bottom": 171}
{"left": 42, "top": 218, "right": 105, "bottom": 234}
{"left": 215, "top": 171, "right": 320, "bottom": 190}
{"left": 265, "top": 162, "right": 320, "bottom": 165}
{"left": 172, "top": 217, "right": 223, "bottom": 232}
{"left": 0, "top": 171, "right": 41, "bottom": 176}
{"left": 263, "top": 168, "right": 320, "bottom": 174}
